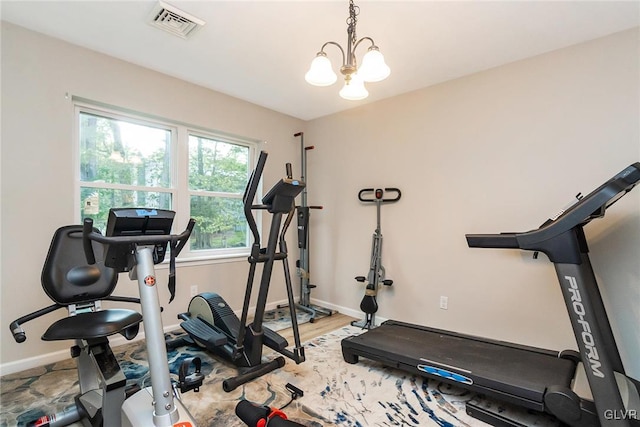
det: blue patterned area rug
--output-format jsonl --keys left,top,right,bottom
{"left": 1, "top": 325, "right": 560, "bottom": 426}
{"left": 263, "top": 306, "right": 314, "bottom": 332}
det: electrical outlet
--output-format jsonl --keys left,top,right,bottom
{"left": 190, "top": 285, "right": 198, "bottom": 297}
{"left": 439, "top": 296, "right": 448, "bottom": 310}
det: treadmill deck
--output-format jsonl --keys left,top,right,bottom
{"left": 342, "top": 320, "right": 577, "bottom": 410}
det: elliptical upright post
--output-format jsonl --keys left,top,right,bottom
{"left": 278, "top": 132, "right": 335, "bottom": 323}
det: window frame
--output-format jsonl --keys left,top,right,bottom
{"left": 73, "top": 100, "right": 260, "bottom": 263}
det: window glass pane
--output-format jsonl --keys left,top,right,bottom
{"left": 81, "top": 187, "right": 172, "bottom": 232}
{"left": 190, "top": 195, "right": 246, "bottom": 250}
{"left": 188, "top": 136, "right": 249, "bottom": 193}
{"left": 80, "top": 112, "right": 171, "bottom": 188}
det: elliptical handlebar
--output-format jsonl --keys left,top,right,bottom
{"left": 243, "top": 151, "right": 269, "bottom": 245}
{"left": 358, "top": 188, "right": 402, "bottom": 203}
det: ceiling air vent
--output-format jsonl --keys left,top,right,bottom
{"left": 148, "top": 1, "right": 205, "bottom": 39}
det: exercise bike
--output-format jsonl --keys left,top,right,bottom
{"left": 351, "top": 187, "right": 401, "bottom": 329}
{"left": 10, "top": 208, "right": 203, "bottom": 426}
{"left": 177, "top": 151, "right": 306, "bottom": 392}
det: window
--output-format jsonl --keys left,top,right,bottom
{"left": 76, "top": 103, "right": 257, "bottom": 260}
{"left": 188, "top": 135, "right": 250, "bottom": 251}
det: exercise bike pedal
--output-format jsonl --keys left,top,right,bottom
{"left": 382, "top": 279, "right": 393, "bottom": 286}
{"left": 178, "top": 356, "right": 204, "bottom": 393}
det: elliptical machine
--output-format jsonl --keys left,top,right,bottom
{"left": 10, "top": 208, "right": 203, "bottom": 427}
{"left": 178, "top": 151, "right": 306, "bottom": 392}
{"left": 351, "top": 187, "right": 401, "bottom": 329}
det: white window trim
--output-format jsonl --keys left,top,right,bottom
{"left": 73, "top": 98, "right": 263, "bottom": 263}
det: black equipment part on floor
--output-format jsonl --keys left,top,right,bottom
{"left": 342, "top": 162, "right": 640, "bottom": 427}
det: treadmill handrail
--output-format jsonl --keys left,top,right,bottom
{"left": 466, "top": 162, "right": 640, "bottom": 253}
{"left": 466, "top": 233, "right": 519, "bottom": 249}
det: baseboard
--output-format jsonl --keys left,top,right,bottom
{"left": 0, "top": 297, "right": 379, "bottom": 377}
{"left": 309, "top": 298, "right": 388, "bottom": 326}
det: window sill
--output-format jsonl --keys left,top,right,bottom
{"left": 154, "top": 252, "right": 249, "bottom": 269}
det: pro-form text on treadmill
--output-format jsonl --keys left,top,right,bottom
{"left": 564, "top": 275, "right": 605, "bottom": 378}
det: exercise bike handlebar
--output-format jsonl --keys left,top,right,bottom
{"left": 81, "top": 217, "right": 195, "bottom": 265}
{"left": 358, "top": 188, "right": 402, "bottom": 203}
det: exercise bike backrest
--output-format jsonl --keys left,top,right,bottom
{"left": 44, "top": 225, "right": 117, "bottom": 304}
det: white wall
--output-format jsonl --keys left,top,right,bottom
{"left": 2, "top": 22, "right": 639, "bottom": 383}
{"left": 0, "top": 22, "right": 305, "bottom": 373}
{"left": 305, "top": 28, "right": 640, "bottom": 378}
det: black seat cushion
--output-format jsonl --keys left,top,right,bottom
{"left": 42, "top": 309, "right": 142, "bottom": 341}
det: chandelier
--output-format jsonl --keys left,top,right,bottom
{"left": 304, "top": 0, "right": 390, "bottom": 100}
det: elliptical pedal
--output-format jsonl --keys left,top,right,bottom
{"left": 262, "top": 325, "right": 289, "bottom": 351}
{"left": 180, "top": 316, "right": 227, "bottom": 349}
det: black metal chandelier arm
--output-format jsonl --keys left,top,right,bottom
{"left": 320, "top": 41, "right": 346, "bottom": 66}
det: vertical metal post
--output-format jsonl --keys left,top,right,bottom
{"left": 133, "top": 246, "right": 179, "bottom": 426}
{"left": 299, "top": 133, "right": 311, "bottom": 306}
{"left": 291, "top": 132, "right": 333, "bottom": 318}
{"left": 252, "top": 212, "right": 283, "bottom": 332}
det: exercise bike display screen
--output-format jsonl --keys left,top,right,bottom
{"left": 104, "top": 208, "right": 175, "bottom": 271}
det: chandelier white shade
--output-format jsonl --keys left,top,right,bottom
{"left": 304, "top": 53, "right": 338, "bottom": 86}
{"left": 339, "top": 73, "right": 368, "bottom": 100}
{"left": 358, "top": 47, "right": 391, "bottom": 83}
{"left": 305, "top": 0, "right": 390, "bottom": 100}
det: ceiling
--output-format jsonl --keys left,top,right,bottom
{"left": 2, "top": 1, "right": 639, "bottom": 121}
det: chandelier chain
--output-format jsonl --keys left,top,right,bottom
{"left": 347, "top": 0, "right": 360, "bottom": 47}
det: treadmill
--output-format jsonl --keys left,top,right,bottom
{"left": 342, "top": 162, "right": 640, "bottom": 427}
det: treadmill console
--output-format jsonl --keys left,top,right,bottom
{"left": 467, "top": 162, "right": 640, "bottom": 263}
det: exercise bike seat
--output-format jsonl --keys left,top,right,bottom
{"left": 40, "top": 225, "right": 142, "bottom": 342}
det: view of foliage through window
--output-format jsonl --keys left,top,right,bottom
{"left": 79, "top": 112, "right": 172, "bottom": 231}
{"left": 188, "top": 136, "right": 249, "bottom": 250}
{"left": 79, "top": 109, "right": 253, "bottom": 255}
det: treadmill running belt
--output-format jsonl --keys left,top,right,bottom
{"left": 342, "top": 320, "right": 576, "bottom": 409}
